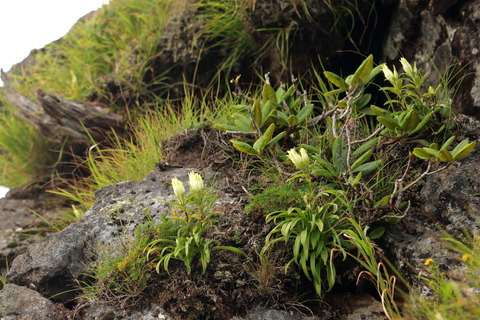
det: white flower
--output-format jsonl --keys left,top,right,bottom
{"left": 287, "top": 148, "right": 309, "bottom": 171}
{"left": 171, "top": 177, "right": 185, "bottom": 199}
{"left": 382, "top": 64, "right": 394, "bottom": 83}
{"left": 188, "top": 172, "right": 204, "bottom": 193}
{"left": 400, "top": 58, "right": 416, "bottom": 76}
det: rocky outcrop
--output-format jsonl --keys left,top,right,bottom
{"left": 385, "top": 138, "right": 480, "bottom": 289}
{"left": 5, "top": 168, "right": 217, "bottom": 303}
{"left": 0, "top": 284, "right": 59, "bottom": 320}
{"left": 382, "top": 0, "right": 480, "bottom": 117}
{"left": 2, "top": 0, "right": 480, "bottom": 319}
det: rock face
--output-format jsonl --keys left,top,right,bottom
{"left": 5, "top": 167, "right": 221, "bottom": 303}
{"left": 385, "top": 139, "right": 480, "bottom": 289}
{"left": 383, "top": 0, "right": 480, "bottom": 117}
{"left": 0, "top": 284, "right": 58, "bottom": 320}
{"left": 1, "top": 0, "right": 480, "bottom": 319}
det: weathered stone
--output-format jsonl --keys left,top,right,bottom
{"left": 230, "top": 309, "right": 321, "bottom": 320}
{"left": 385, "top": 139, "right": 480, "bottom": 288}
{"left": 421, "top": 140, "right": 480, "bottom": 234}
{"left": 5, "top": 167, "right": 238, "bottom": 304}
{"left": 0, "top": 284, "right": 59, "bottom": 320}
{"left": 383, "top": 0, "right": 480, "bottom": 117}
{"left": 83, "top": 302, "right": 175, "bottom": 320}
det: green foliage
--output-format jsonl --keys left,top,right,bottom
{"left": 217, "top": 55, "right": 475, "bottom": 299}
{"left": 262, "top": 188, "right": 350, "bottom": 297}
{"left": 146, "top": 173, "right": 245, "bottom": 275}
{"left": 412, "top": 136, "right": 476, "bottom": 162}
{"left": 403, "top": 235, "right": 480, "bottom": 320}
{"left": 9, "top": 0, "right": 176, "bottom": 101}
{"left": 244, "top": 181, "right": 309, "bottom": 214}
{"left": 51, "top": 92, "right": 214, "bottom": 217}
{"left": 343, "top": 218, "right": 402, "bottom": 319}
{"left": 198, "top": 0, "right": 254, "bottom": 79}
{"left": 369, "top": 59, "right": 452, "bottom": 137}
{"left": 215, "top": 78, "right": 313, "bottom": 156}
{"left": 0, "top": 95, "right": 53, "bottom": 187}
{"left": 82, "top": 218, "right": 170, "bottom": 301}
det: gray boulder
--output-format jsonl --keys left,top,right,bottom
{"left": 5, "top": 167, "right": 234, "bottom": 303}
{"left": 0, "top": 284, "right": 59, "bottom": 320}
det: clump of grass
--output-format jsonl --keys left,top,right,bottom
{"left": 197, "top": 0, "right": 254, "bottom": 82}
{"left": 81, "top": 218, "right": 169, "bottom": 303}
{"left": 9, "top": 0, "right": 176, "bottom": 102}
{"left": 0, "top": 93, "right": 53, "bottom": 187}
{"left": 51, "top": 89, "right": 222, "bottom": 217}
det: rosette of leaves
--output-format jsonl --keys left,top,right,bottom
{"left": 300, "top": 136, "right": 382, "bottom": 182}
{"left": 214, "top": 81, "right": 314, "bottom": 156}
{"left": 412, "top": 136, "right": 476, "bottom": 162}
{"left": 261, "top": 190, "right": 351, "bottom": 297}
{"left": 322, "top": 54, "right": 383, "bottom": 112}
{"left": 369, "top": 59, "right": 452, "bottom": 138}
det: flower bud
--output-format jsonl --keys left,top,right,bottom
{"left": 382, "top": 64, "right": 394, "bottom": 83}
{"left": 188, "top": 172, "right": 204, "bottom": 193}
{"left": 171, "top": 177, "right": 185, "bottom": 199}
{"left": 287, "top": 148, "right": 309, "bottom": 171}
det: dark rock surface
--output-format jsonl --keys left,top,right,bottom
{"left": 1, "top": 0, "right": 480, "bottom": 318}
{"left": 83, "top": 301, "right": 175, "bottom": 320}
{"left": 383, "top": 0, "right": 480, "bottom": 117}
{"left": 0, "top": 186, "right": 63, "bottom": 274}
{"left": 0, "top": 284, "right": 59, "bottom": 320}
{"left": 5, "top": 167, "right": 234, "bottom": 303}
{"left": 385, "top": 139, "right": 480, "bottom": 289}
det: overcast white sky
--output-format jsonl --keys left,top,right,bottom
{"left": 0, "top": 0, "right": 111, "bottom": 197}
{"left": 0, "top": 0, "right": 111, "bottom": 86}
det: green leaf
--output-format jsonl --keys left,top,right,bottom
{"left": 230, "top": 140, "right": 258, "bottom": 155}
{"left": 369, "top": 226, "right": 385, "bottom": 240}
{"left": 424, "top": 148, "right": 439, "bottom": 158}
{"left": 366, "top": 63, "right": 385, "bottom": 83}
{"left": 293, "top": 237, "right": 301, "bottom": 261}
{"left": 234, "top": 114, "right": 254, "bottom": 132}
{"left": 275, "top": 87, "right": 285, "bottom": 101}
{"left": 274, "top": 111, "right": 289, "bottom": 127}
{"left": 353, "top": 93, "right": 371, "bottom": 109}
{"left": 332, "top": 137, "right": 348, "bottom": 173}
{"left": 350, "top": 54, "right": 373, "bottom": 87}
{"left": 315, "top": 219, "right": 324, "bottom": 232}
{"left": 324, "top": 71, "right": 347, "bottom": 89}
{"left": 377, "top": 116, "right": 398, "bottom": 130}
{"left": 352, "top": 160, "right": 382, "bottom": 174}
{"left": 400, "top": 109, "right": 419, "bottom": 132}
{"left": 287, "top": 115, "right": 298, "bottom": 126}
{"left": 352, "top": 137, "right": 380, "bottom": 157}
{"left": 370, "top": 105, "right": 389, "bottom": 116}
{"left": 212, "top": 246, "right": 247, "bottom": 257}
{"left": 323, "top": 88, "right": 346, "bottom": 97}
{"left": 437, "top": 149, "right": 453, "bottom": 162}
{"left": 412, "top": 148, "right": 434, "bottom": 160}
{"left": 264, "top": 131, "right": 286, "bottom": 149}
{"left": 441, "top": 136, "right": 456, "bottom": 150}
{"left": 296, "top": 104, "right": 314, "bottom": 124}
{"left": 452, "top": 140, "right": 476, "bottom": 161}
{"left": 376, "top": 195, "right": 390, "bottom": 207}
{"left": 451, "top": 139, "right": 471, "bottom": 155}
{"left": 262, "top": 83, "right": 277, "bottom": 104}
{"left": 253, "top": 123, "right": 275, "bottom": 152}
{"left": 351, "top": 150, "right": 372, "bottom": 171}
{"left": 253, "top": 100, "right": 262, "bottom": 129}
{"left": 281, "top": 85, "right": 295, "bottom": 103}
{"left": 410, "top": 112, "right": 433, "bottom": 135}
{"left": 352, "top": 172, "right": 363, "bottom": 186}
